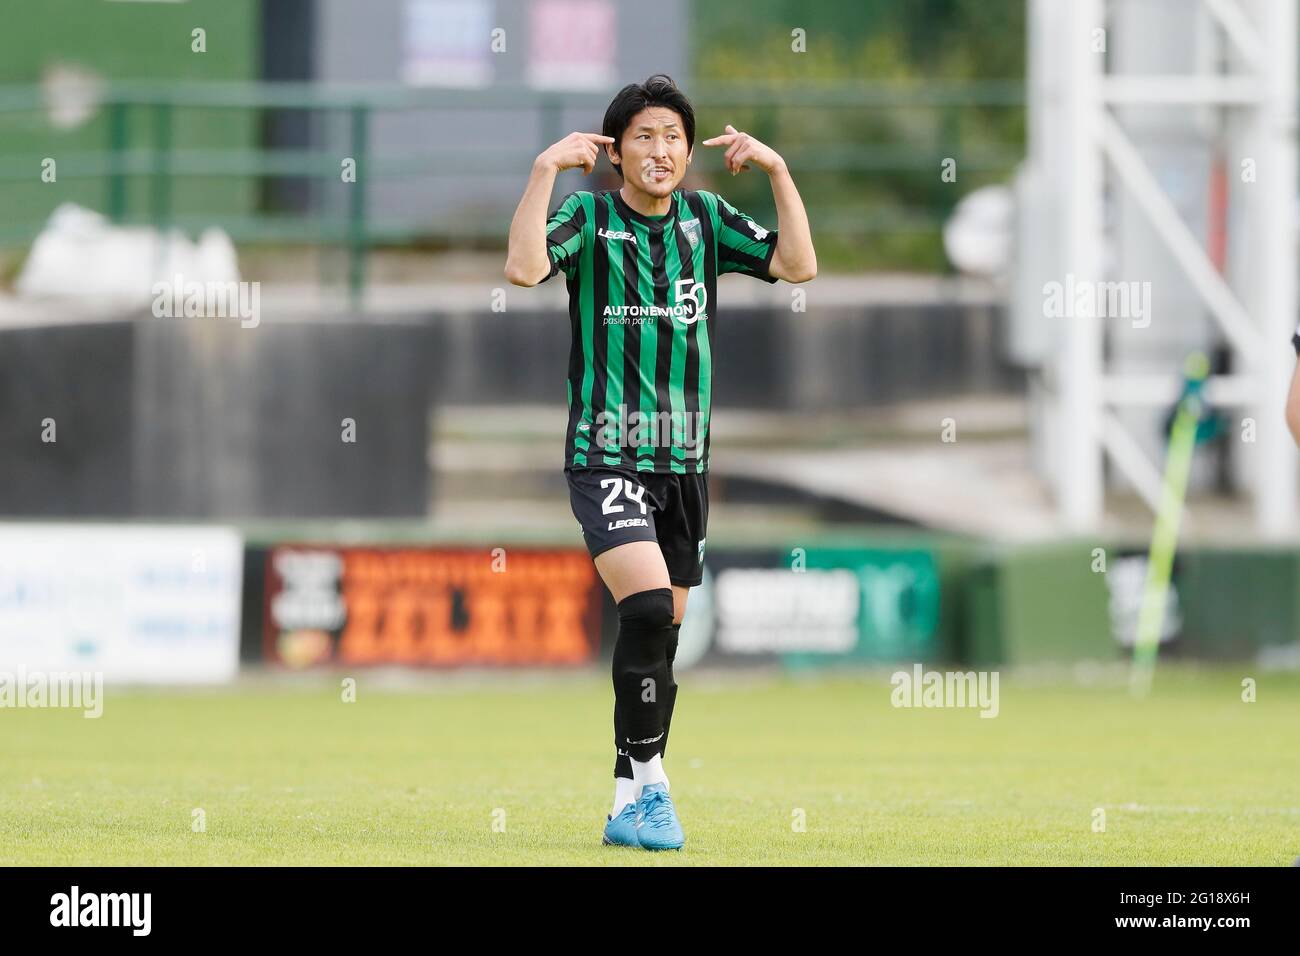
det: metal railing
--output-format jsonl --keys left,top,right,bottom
{"left": 0, "top": 80, "right": 1028, "bottom": 301}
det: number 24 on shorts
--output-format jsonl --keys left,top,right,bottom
{"left": 600, "top": 478, "right": 647, "bottom": 515}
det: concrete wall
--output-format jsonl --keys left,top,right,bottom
{"left": 0, "top": 317, "right": 435, "bottom": 518}
{"left": 0, "top": 300, "right": 1019, "bottom": 518}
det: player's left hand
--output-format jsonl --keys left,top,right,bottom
{"left": 701, "top": 125, "right": 785, "bottom": 176}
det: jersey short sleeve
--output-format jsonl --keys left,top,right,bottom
{"left": 712, "top": 193, "right": 779, "bottom": 283}
{"left": 541, "top": 192, "right": 588, "bottom": 283}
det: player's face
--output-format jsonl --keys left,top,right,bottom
{"left": 612, "top": 106, "right": 692, "bottom": 198}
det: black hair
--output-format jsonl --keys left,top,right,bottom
{"left": 601, "top": 74, "right": 696, "bottom": 181}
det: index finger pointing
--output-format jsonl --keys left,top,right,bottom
{"left": 581, "top": 133, "right": 615, "bottom": 143}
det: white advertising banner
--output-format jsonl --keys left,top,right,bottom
{"left": 404, "top": 0, "right": 494, "bottom": 87}
{"left": 527, "top": 0, "right": 616, "bottom": 90}
{"left": 0, "top": 525, "right": 242, "bottom": 683}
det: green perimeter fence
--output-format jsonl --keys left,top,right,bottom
{"left": 0, "top": 80, "right": 1026, "bottom": 300}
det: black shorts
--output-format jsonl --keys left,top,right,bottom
{"left": 566, "top": 465, "right": 709, "bottom": 588}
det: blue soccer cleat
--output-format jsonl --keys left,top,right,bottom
{"left": 602, "top": 802, "right": 640, "bottom": 847}
{"left": 634, "top": 782, "right": 684, "bottom": 851}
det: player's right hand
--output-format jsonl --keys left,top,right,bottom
{"left": 539, "top": 132, "right": 615, "bottom": 175}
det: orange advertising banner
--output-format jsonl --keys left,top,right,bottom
{"left": 264, "top": 546, "right": 601, "bottom": 668}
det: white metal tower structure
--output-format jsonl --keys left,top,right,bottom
{"left": 1018, "top": 0, "right": 1298, "bottom": 535}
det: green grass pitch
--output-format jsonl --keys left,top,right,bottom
{"left": 3, "top": 665, "right": 1297, "bottom": 865}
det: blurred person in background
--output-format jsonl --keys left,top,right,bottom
{"left": 1288, "top": 321, "right": 1300, "bottom": 446}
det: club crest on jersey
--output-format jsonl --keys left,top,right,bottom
{"left": 598, "top": 227, "right": 636, "bottom": 244}
{"left": 679, "top": 218, "right": 701, "bottom": 249}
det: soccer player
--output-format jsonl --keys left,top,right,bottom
{"left": 504, "top": 75, "right": 816, "bottom": 850}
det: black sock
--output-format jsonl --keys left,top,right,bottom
{"left": 613, "top": 699, "right": 632, "bottom": 779}
{"left": 615, "top": 619, "right": 681, "bottom": 776}
{"left": 611, "top": 588, "right": 674, "bottom": 764}
{"left": 659, "top": 622, "right": 681, "bottom": 759}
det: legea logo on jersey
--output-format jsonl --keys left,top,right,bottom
{"left": 598, "top": 227, "right": 637, "bottom": 244}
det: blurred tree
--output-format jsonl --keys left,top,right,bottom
{"left": 690, "top": 0, "right": 1025, "bottom": 272}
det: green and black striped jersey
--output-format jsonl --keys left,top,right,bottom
{"left": 542, "top": 187, "right": 779, "bottom": 474}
